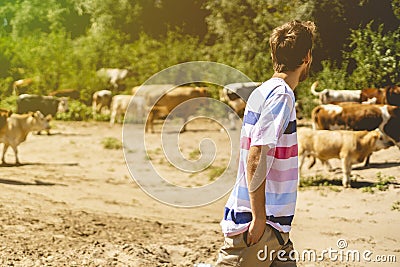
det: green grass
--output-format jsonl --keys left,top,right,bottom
{"left": 207, "top": 166, "right": 226, "bottom": 181}
{"left": 362, "top": 172, "right": 396, "bottom": 194}
{"left": 299, "top": 174, "right": 340, "bottom": 188}
{"left": 392, "top": 201, "right": 400, "bottom": 211}
{"left": 189, "top": 148, "right": 201, "bottom": 160}
{"left": 101, "top": 137, "right": 122, "bottom": 150}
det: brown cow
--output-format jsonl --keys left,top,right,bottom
{"left": 49, "top": 89, "right": 80, "bottom": 100}
{"left": 12, "top": 78, "right": 34, "bottom": 95}
{"left": 298, "top": 128, "right": 392, "bottom": 187}
{"left": 145, "top": 86, "right": 209, "bottom": 133}
{"left": 361, "top": 85, "right": 400, "bottom": 106}
{"left": 0, "top": 109, "right": 12, "bottom": 130}
{"left": 0, "top": 111, "right": 51, "bottom": 165}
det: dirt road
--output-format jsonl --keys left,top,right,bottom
{"left": 0, "top": 120, "right": 399, "bottom": 266}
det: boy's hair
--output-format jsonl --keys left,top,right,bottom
{"left": 270, "top": 20, "right": 316, "bottom": 72}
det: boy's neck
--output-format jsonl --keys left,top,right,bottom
{"left": 271, "top": 71, "right": 299, "bottom": 91}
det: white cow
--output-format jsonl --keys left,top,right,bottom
{"left": 110, "top": 95, "right": 146, "bottom": 125}
{"left": 97, "top": 68, "right": 129, "bottom": 89}
{"left": 310, "top": 81, "right": 362, "bottom": 104}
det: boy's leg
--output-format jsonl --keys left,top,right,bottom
{"left": 270, "top": 239, "right": 297, "bottom": 267}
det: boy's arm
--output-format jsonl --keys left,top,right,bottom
{"left": 246, "top": 145, "right": 268, "bottom": 245}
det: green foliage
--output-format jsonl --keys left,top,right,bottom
{"left": 0, "top": 95, "right": 17, "bottom": 113}
{"left": 344, "top": 22, "right": 400, "bottom": 88}
{"left": 204, "top": 0, "right": 313, "bottom": 81}
{"left": 315, "top": 61, "right": 352, "bottom": 90}
{"left": 0, "top": 0, "right": 398, "bottom": 123}
{"left": 393, "top": 0, "right": 400, "bottom": 19}
{"left": 92, "top": 112, "right": 111, "bottom": 122}
{"left": 295, "top": 78, "right": 319, "bottom": 119}
{"left": 55, "top": 100, "right": 92, "bottom": 121}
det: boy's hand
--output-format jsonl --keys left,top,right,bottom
{"left": 246, "top": 217, "right": 266, "bottom": 246}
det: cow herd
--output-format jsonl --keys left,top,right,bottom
{"left": 219, "top": 81, "right": 400, "bottom": 187}
{"left": 301, "top": 83, "right": 400, "bottom": 187}
{"left": 1, "top": 77, "right": 399, "bottom": 189}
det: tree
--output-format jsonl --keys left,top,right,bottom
{"left": 345, "top": 22, "right": 400, "bottom": 88}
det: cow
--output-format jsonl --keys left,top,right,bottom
{"left": 16, "top": 94, "right": 68, "bottom": 134}
{"left": 310, "top": 81, "right": 362, "bottom": 104}
{"left": 0, "top": 109, "right": 12, "bottom": 130}
{"left": 219, "top": 82, "right": 262, "bottom": 130}
{"left": 298, "top": 128, "right": 393, "bottom": 187}
{"left": 0, "top": 111, "right": 51, "bottom": 165}
{"left": 361, "top": 86, "right": 400, "bottom": 106}
{"left": 145, "top": 86, "right": 209, "bottom": 133}
{"left": 92, "top": 90, "right": 112, "bottom": 116}
{"left": 219, "top": 82, "right": 262, "bottom": 116}
{"left": 219, "top": 82, "right": 304, "bottom": 129}
{"left": 360, "top": 87, "right": 386, "bottom": 104}
{"left": 12, "top": 78, "right": 34, "bottom": 95}
{"left": 97, "top": 68, "right": 130, "bottom": 89}
{"left": 385, "top": 85, "right": 400, "bottom": 106}
{"left": 17, "top": 94, "right": 69, "bottom": 116}
{"left": 109, "top": 94, "right": 146, "bottom": 125}
{"left": 311, "top": 103, "right": 400, "bottom": 167}
{"left": 49, "top": 89, "right": 80, "bottom": 100}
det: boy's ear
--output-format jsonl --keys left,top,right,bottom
{"left": 303, "top": 50, "right": 312, "bottom": 64}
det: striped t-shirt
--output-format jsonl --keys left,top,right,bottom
{"left": 220, "top": 77, "right": 298, "bottom": 235}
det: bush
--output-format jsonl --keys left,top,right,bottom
{"left": 0, "top": 95, "right": 18, "bottom": 113}
{"left": 56, "top": 100, "right": 92, "bottom": 121}
{"left": 344, "top": 22, "right": 400, "bottom": 88}
{"left": 93, "top": 112, "right": 111, "bottom": 122}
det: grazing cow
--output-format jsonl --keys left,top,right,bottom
{"left": 310, "top": 81, "right": 361, "bottom": 104}
{"left": 145, "top": 86, "right": 209, "bottom": 133}
{"left": 0, "top": 111, "right": 51, "bottom": 165}
{"left": 311, "top": 103, "right": 400, "bottom": 149}
{"left": 92, "top": 90, "right": 112, "bottom": 115}
{"left": 298, "top": 128, "right": 392, "bottom": 187}
{"left": 49, "top": 89, "right": 80, "bottom": 100}
{"left": 97, "top": 68, "right": 130, "bottom": 89}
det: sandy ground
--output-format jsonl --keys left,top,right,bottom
{"left": 0, "top": 119, "right": 399, "bottom": 266}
